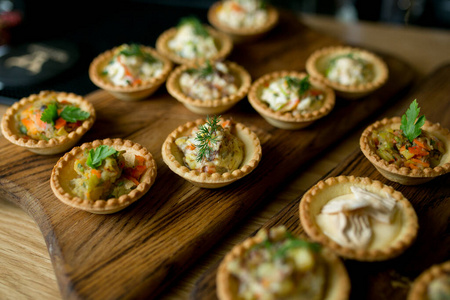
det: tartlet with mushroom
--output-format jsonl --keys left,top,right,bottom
{"left": 162, "top": 116, "right": 261, "bottom": 188}
{"left": 89, "top": 43, "right": 173, "bottom": 101}
{"left": 299, "top": 176, "right": 419, "bottom": 261}
{"left": 166, "top": 60, "right": 251, "bottom": 114}
{"left": 1, "top": 90, "right": 95, "bottom": 155}
{"left": 360, "top": 100, "right": 450, "bottom": 185}
{"left": 207, "top": 0, "right": 279, "bottom": 43}
{"left": 216, "top": 226, "right": 350, "bottom": 300}
{"left": 306, "top": 46, "right": 388, "bottom": 99}
{"left": 156, "top": 16, "right": 233, "bottom": 65}
{"left": 248, "top": 71, "right": 335, "bottom": 129}
{"left": 50, "top": 138, "right": 157, "bottom": 214}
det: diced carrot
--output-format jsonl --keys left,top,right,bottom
{"left": 404, "top": 162, "right": 418, "bottom": 169}
{"left": 128, "top": 165, "right": 147, "bottom": 179}
{"left": 54, "top": 117, "right": 67, "bottom": 130}
{"left": 91, "top": 169, "right": 102, "bottom": 178}
{"left": 413, "top": 138, "right": 430, "bottom": 150}
{"left": 204, "top": 165, "right": 216, "bottom": 174}
{"left": 231, "top": 2, "right": 243, "bottom": 11}
{"left": 309, "top": 89, "right": 322, "bottom": 96}
{"left": 135, "top": 155, "right": 146, "bottom": 166}
{"left": 411, "top": 158, "right": 430, "bottom": 168}
{"left": 21, "top": 118, "right": 38, "bottom": 135}
{"left": 187, "top": 144, "right": 196, "bottom": 151}
{"left": 408, "top": 146, "right": 429, "bottom": 156}
{"left": 35, "top": 112, "right": 47, "bottom": 129}
{"left": 124, "top": 174, "right": 140, "bottom": 186}
{"left": 220, "top": 120, "right": 231, "bottom": 128}
{"left": 399, "top": 145, "right": 406, "bottom": 153}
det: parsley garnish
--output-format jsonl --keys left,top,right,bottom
{"left": 285, "top": 75, "right": 311, "bottom": 95}
{"left": 40, "top": 103, "right": 59, "bottom": 125}
{"left": 119, "top": 43, "right": 157, "bottom": 63}
{"left": 195, "top": 115, "right": 221, "bottom": 162}
{"left": 86, "top": 145, "right": 118, "bottom": 169}
{"left": 40, "top": 103, "right": 90, "bottom": 126}
{"left": 400, "top": 99, "right": 426, "bottom": 142}
{"left": 178, "top": 16, "right": 209, "bottom": 37}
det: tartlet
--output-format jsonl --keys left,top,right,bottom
{"left": 248, "top": 71, "right": 335, "bottom": 130}
{"left": 408, "top": 261, "right": 450, "bottom": 300}
{"left": 1, "top": 90, "right": 96, "bottom": 155}
{"left": 166, "top": 60, "right": 251, "bottom": 114}
{"left": 305, "top": 46, "right": 388, "bottom": 100}
{"left": 360, "top": 117, "right": 450, "bottom": 185}
{"left": 50, "top": 138, "right": 157, "bottom": 214}
{"left": 216, "top": 226, "right": 350, "bottom": 300}
{"left": 89, "top": 44, "right": 173, "bottom": 101}
{"left": 155, "top": 21, "right": 233, "bottom": 66}
{"left": 299, "top": 176, "right": 419, "bottom": 261}
{"left": 207, "top": 1, "right": 279, "bottom": 43}
{"left": 161, "top": 118, "right": 261, "bottom": 188}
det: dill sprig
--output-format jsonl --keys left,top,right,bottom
{"left": 178, "top": 16, "right": 209, "bottom": 37}
{"left": 119, "top": 44, "right": 157, "bottom": 63}
{"left": 186, "top": 60, "right": 214, "bottom": 78}
{"left": 285, "top": 75, "right": 311, "bottom": 95}
{"left": 195, "top": 115, "right": 221, "bottom": 162}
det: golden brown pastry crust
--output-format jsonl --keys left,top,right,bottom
{"left": 305, "top": 46, "right": 388, "bottom": 100}
{"left": 89, "top": 45, "right": 173, "bottom": 101}
{"left": 216, "top": 227, "right": 351, "bottom": 300}
{"left": 50, "top": 138, "right": 157, "bottom": 214}
{"left": 299, "top": 176, "right": 419, "bottom": 261}
{"left": 166, "top": 61, "right": 251, "bottom": 115}
{"left": 1, "top": 90, "right": 96, "bottom": 155}
{"left": 161, "top": 118, "right": 261, "bottom": 188}
{"left": 155, "top": 25, "right": 233, "bottom": 65}
{"left": 360, "top": 117, "right": 450, "bottom": 185}
{"left": 247, "top": 70, "right": 335, "bottom": 130}
{"left": 408, "top": 261, "right": 450, "bottom": 300}
{"left": 207, "top": 2, "right": 279, "bottom": 43}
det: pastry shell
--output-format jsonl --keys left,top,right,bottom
{"left": 50, "top": 138, "right": 157, "bottom": 214}
{"left": 248, "top": 71, "right": 335, "bottom": 130}
{"left": 1, "top": 90, "right": 96, "bottom": 155}
{"left": 155, "top": 25, "right": 233, "bottom": 66}
{"left": 360, "top": 117, "right": 450, "bottom": 185}
{"left": 161, "top": 119, "right": 261, "bottom": 188}
{"left": 216, "top": 227, "right": 351, "bottom": 300}
{"left": 299, "top": 176, "right": 419, "bottom": 261}
{"left": 89, "top": 45, "right": 173, "bottom": 101}
{"left": 305, "top": 46, "right": 388, "bottom": 100}
{"left": 207, "top": 2, "right": 279, "bottom": 44}
{"left": 166, "top": 61, "right": 251, "bottom": 115}
{"left": 407, "top": 260, "right": 450, "bottom": 300}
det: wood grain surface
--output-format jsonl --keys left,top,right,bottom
{"left": 0, "top": 12, "right": 414, "bottom": 300}
{"left": 191, "top": 63, "right": 450, "bottom": 300}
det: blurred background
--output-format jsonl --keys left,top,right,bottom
{"left": 0, "top": 0, "right": 449, "bottom": 102}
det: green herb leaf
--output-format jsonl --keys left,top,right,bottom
{"left": 178, "top": 16, "right": 209, "bottom": 37}
{"left": 40, "top": 103, "right": 59, "bottom": 125}
{"left": 285, "top": 75, "right": 311, "bottom": 95}
{"left": 86, "top": 145, "right": 118, "bottom": 169}
{"left": 60, "top": 106, "right": 90, "bottom": 123}
{"left": 400, "top": 99, "right": 426, "bottom": 142}
{"left": 119, "top": 44, "right": 157, "bottom": 63}
{"left": 195, "top": 115, "right": 221, "bottom": 162}
{"left": 186, "top": 60, "right": 214, "bottom": 78}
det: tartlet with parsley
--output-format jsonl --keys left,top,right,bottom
{"left": 360, "top": 100, "right": 450, "bottom": 185}
{"left": 1, "top": 90, "right": 95, "bottom": 155}
{"left": 166, "top": 60, "right": 251, "bottom": 114}
{"left": 216, "top": 226, "right": 350, "bottom": 300}
{"left": 161, "top": 116, "right": 261, "bottom": 188}
{"left": 207, "top": 0, "right": 279, "bottom": 43}
{"left": 50, "top": 138, "right": 157, "bottom": 214}
{"left": 248, "top": 71, "right": 335, "bottom": 129}
{"left": 89, "top": 43, "right": 173, "bottom": 101}
{"left": 156, "top": 16, "right": 233, "bottom": 65}
{"left": 306, "top": 46, "right": 388, "bottom": 99}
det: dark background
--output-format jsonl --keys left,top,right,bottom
{"left": 0, "top": 0, "right": 449, "bottom": 102}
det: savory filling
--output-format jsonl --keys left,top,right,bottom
{"left": 216, "top": 0, "right": 268, "bottom": 29}
{"left": 427, "top": 273, "right": 450, "bottom": 300}
{"left": 16, "top": 96, "right": 90, "bottom": 140}
{"left": 260, "top": 76, "right": 325, "bottom": 114}
{"left": 71, "top": 145, "right": 147, "bottom": 201}
{"left": 102, "top": 43, "right": 164, "bottom": 86}
{"left": 227, "top": 226, "right": 327, "bottom": 300}
{"left": 370, "top": 100, "right": 445, "bottom": 169}
{"left": 168, "top": 16, "right": 218, "bottom": 59}
{"left": 316, "top": 186, "right": 400, "bottom": 249}
{"left": 175, "top": 116, "right": 244, "bottom": 174}
{"left": 326, "top": 53, "right": 374, "bottom": 85}
{"left": 179, "top": 61, "right": 238, "bottom": 100}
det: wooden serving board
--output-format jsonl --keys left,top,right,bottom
{"left": 0, "top": 12, "right": 414, "bottom": 300}
{"left": 191, "top": 64, "right": 450, "bottom": 300}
